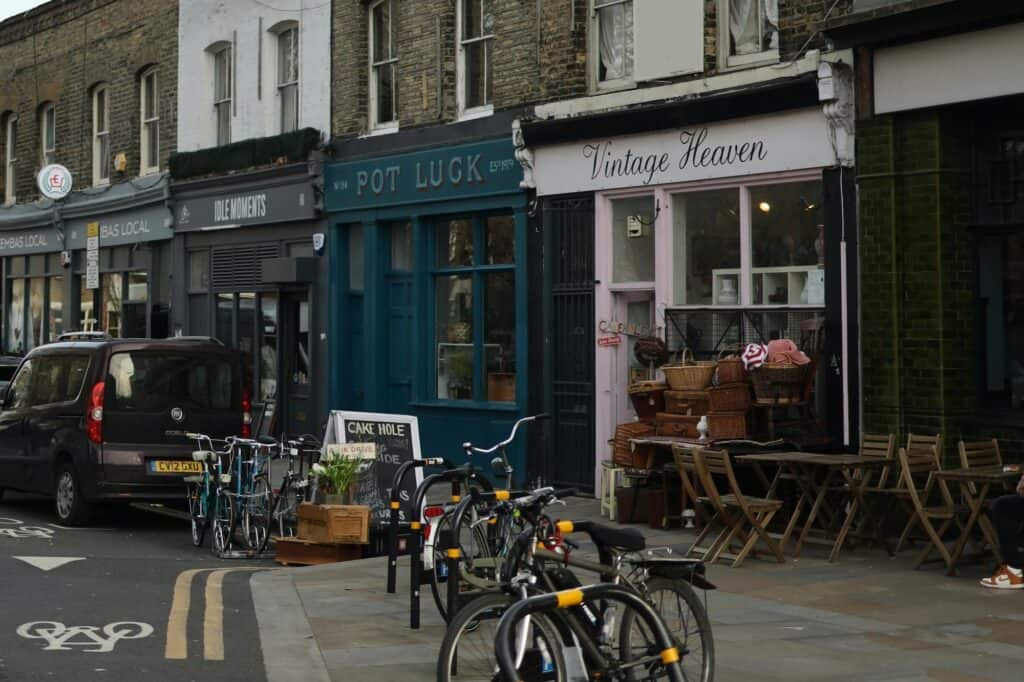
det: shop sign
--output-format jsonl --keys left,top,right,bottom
{"left": 37, "top": 165, "right": 73, "bottom": 201}
{"left": 0, "top": 227, "right": 61, "bottom": 255}
{"left": 85, "top": 223, "right": 99, "bottom": 290}
{"left": 325, "top": 139, "right": 522, "bottom": 212}
{"left": 597, "top": 334, "right": 622, "bottom": 347}
{"left": 174, "top": 181, "right": 315, "bottom": 232}
{"left": 65, "top": 204, "right": 173, "bottom": 249}
{"left": 533, "top": 108, "right": 836, "bottom": 196}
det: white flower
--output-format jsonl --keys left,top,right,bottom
{"left": 312, "top": 463, "right": 326, "bottom": 475}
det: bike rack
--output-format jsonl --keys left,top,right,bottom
{"left": 386, "top": 457, "right": 445, "bottom": 594}
{"left": 405, "top": 466, "right": 494, "bottom": 629}
{"left": 493, "top": 583, "right": 687, "bottom": 682}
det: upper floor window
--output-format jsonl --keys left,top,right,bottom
{"left": 213, "top": 45, "right": 233, "bottom": 146}
{"left": 39, "top": 103, "right": 55, "bottom": 167}
{"left": 92, "top": 85, "right": 110, "bottom": 185}
{"left": 140, "top": 68, "right": 160, "bottom": 174}
{"left": 369, "top": 0, "right": 398, "bottom": 129}
{"left": 458, "top": 0, "right": 494, "bottom": 116}
{"left": 595, "top": 0, "right": 634, "bottom": 84}
{"left": 720, "top": 0, "right": 779, "bottom": 67}
{"left": 4, "top": 113, "right": 16, "bottom": 205}
{"left": 277, "top": 26, "right": 299, "bottom": 133}
{"left": 591, "top": 1, "right": 703, "bottom": 89}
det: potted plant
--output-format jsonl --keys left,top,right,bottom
{"left": 311, "top": 453, "right": 364, "bottom": 505}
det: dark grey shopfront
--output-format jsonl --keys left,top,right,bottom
{"left": 0, "top": 176, "right": 174, "bottom": 354}
{"left": 170, "top": 164, "right": 328, "bottom": 437}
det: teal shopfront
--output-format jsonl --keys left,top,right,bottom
{"left": 324, "top": 138, "right": 529, "bottom": 473}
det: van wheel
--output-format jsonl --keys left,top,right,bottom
{"left": 55, "top": 462, "right": 93, "bottom": 526}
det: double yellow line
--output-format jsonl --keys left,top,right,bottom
{"left": 165, "top": 567, "right": 266, "bottom": 661}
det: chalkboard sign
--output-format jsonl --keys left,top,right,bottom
{"left": 322, "top": 411, "right": 423, "bottom": 526}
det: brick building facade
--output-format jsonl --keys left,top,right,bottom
{"left": 0, "top": 0, "right": 178, "bottom": 201}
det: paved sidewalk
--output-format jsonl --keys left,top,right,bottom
{"left": 258, "top": 497, "right": 1024, "bottom": 682}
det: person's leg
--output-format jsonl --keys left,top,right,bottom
{"left": 991, "top": 495, "right": 1024, "bottom": 568}
{"left": 982, "top": 495, "right": 1024, "bottom": 589}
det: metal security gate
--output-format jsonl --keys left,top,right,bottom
{"left": 543, "top": 195, "right": 596, "bottom": 492}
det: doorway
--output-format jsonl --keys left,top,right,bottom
{"left": 280, "top": 289, "right": 314, "bottom": 437}
{"left": 611, "top": 290, "right": 656, "bottom": 426}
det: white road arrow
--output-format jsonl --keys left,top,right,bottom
{"left": 14, "top": 556, "right": 85, "bottom": 571}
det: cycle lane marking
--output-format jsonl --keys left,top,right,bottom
{"left": 16, "top": 621, "right": 154, "bottom": 653}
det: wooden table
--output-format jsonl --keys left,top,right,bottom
{"left": 935, "top": 466, "right": 1020, "bottom": 575}
{"left": 736, "top": 452, "right": 889, "bottom": 562}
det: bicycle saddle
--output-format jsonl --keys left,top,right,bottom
{"left": 570, "top": 520, "right": 645, "bottom": 552}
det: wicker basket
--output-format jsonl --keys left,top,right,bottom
{"left": 707, "top": 411, "right": 748, "bottom": 440}
{"left": 716, "top": 349, "right": 746, "bottom": 385}
{"left": 661, "top": 350, "right": 716, "bottom": 391}
{"left": 655, "top": 412, "right": 701, "bottom": 438}
{"left": 628, "top": 381, "right": 666, "bottom": 422}
{"left": 612, "top": 422, "right": 656, "bottom": 468}
{"left": 664, "top": 389, "right": 709, "bottom": 415}
{"left": 708, "top": 383, "right": 751, "bottom": 412}
{"left": 751, "top": 362, "right": 808, "bottom": 403}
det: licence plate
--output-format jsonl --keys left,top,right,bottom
{"left": 150, "top": 460, "right": 204, "bottom": 474}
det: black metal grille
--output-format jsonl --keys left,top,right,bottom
{"left": 665, "top": 307, "right": 825, "bottom": 360}
{"left": 211, "top": 243, "right": 281, "bottom": 290}
{"left": 545, "top": 195, "right": 596, "bottom": 492}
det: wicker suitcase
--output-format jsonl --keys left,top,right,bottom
{"left": 655, "top": 412, "right": 701, "bottom": 438}
{"left": 664, "top": 390, "right": 710, "bottom": 415}
{"left": 707, "top": 411, "right": 748, "bottom": 440}
{"left": 708, "top": 383, "right": 751, "bottom": 412}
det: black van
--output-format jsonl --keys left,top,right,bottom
{"left": 0, "top": 333, "right": 247, "bottom": 525}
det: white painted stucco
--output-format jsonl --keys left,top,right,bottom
{"left": 177, "top": 0, "right": 330, "bottom": 151}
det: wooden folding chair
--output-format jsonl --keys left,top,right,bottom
{"left": 896, "top": 444, "right": 961, "bottom": 571}
{"left": 692, "top": 447, "right": 785, "bottom": 568}
{"left": 673, "top": 446, "right": 714, "bottom": 557}
{"left": 894, "top": 433, "right": 943, "bottom": 553}
{"left": 956, "top": 438, "right": 1006, "bottom": 550}
{"left": 839, "top": 433, "right": 896, "bottom": 553}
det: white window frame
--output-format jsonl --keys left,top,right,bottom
{"left": 139, "top": 68, "right": 160, "bottom": 175}
{"left": 92, "top": 85, "right": 110, "bottom": 186}
{"left": 39, "top": 103, "right": 55, "bottom": 168}
{"left": 213, "top": 45, "right": 233, "bottom": 146}
{"left": 368, "top": 0, "right": 399, "bottom": 132}
{"left": 4, "top": 113, "right": 16, "bottom": 205}
{"left": 277, "top": 25, "right": 300, "bottom": 134}
{"left": 717, "top": 0, "right": 780, "bottom": 71}
{"left": 456, "top": 0, "right": 495, "bottom": 120}
{"left": 590, "top": 0, "right": 635, "bottom": 92}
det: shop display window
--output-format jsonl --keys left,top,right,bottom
{"left": 102, "top": 273, "right": 123, "bottom": 338}
{"left": 977, "top": 232, "right": 1024, "bottom": 411}
{"left": 751, "top": 180, "right": 824, "bottom": 306}
{"left": 80, "top": 277, "right": 97, "bottom": 332}
{"left": 672, "top": 189, "right": 741, "bottom": 305}
{"left": 611, "top": 195, "right": 655, "bottom": 283}
{"left": 6, "top": 278, "right": 24, "bottom": 353}
{"left": 48, "top": 275, "right": 64, "bottom": 340}
{"left": 434, "top": 214, "right": 516, "bottom": 403}
{"left": 28, "top": 278, "right": 44, "bottom": 349}
{"left": 123, "top": 272, "right": 148, "bottom": 338}
{"left": 260, "top": 295, "right": 278, "bottom": 401}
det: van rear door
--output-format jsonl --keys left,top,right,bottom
{"left": 102, "top": 348, "right": 242, "bottom": 445}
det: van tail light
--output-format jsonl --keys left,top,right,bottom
{"left": 85, "top": 381, "right": 105, "bottom": 444}
{"left": 241, "top": 388, "right": 252, "bottom": 438}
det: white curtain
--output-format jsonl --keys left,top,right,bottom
{"left": 599, "top": 2, "right": 634, "bottom": 81}
{"left": 729, "top": 0, "right": 778, "bottom": 54}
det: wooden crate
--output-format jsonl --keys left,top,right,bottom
{"left": 297, "top": 503, "right": 370, "bottom": 544}
{"left": 274, "top": 537, "right": 364, "bottom": 566}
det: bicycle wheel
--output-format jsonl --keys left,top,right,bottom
{"left": 273, "top": 478, "right": 303, "bottom": 538}
{"left": 437, "top": 592, "right": 565, "bottom": 682}
{"left": 187, "top": 481, "right": 209, "bottom": 548}
{"left": 619, "top": 578, "right": 714, "bottom": 682}
{"left": 430, "top": 509, "right": 495, "bottom": 621}
{"left": 212, "top": 491, "right": 235, "bottom": 555}
{"left": 242, "top": 476, "right": 273, "bottom": 553}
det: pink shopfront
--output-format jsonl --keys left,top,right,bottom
{"left": 530, "top": 103, "right": 859, "bottom": 490}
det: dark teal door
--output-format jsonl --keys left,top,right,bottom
{"left": 386, "top": 223, "right": 414, "bottom": 414}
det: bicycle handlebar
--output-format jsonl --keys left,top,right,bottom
{"left": 465, "top": 413, "right": 550, "bottom": 455}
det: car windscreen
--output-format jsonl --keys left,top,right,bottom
{"left": 106, "top": 351, "right": 234, "bottom": 411}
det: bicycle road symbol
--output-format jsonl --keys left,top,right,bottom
{"left": 17, "top": 621, "right": 154, "bottom": 653}
{"left": 0, "top": 517, "right": 55, "bottom": 539}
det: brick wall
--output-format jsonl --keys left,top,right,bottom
{"left": 331, "top": 0, "right": 852, "bottom": 140}
{"left": 856, "top": 107, "right": 1024, "bottom": 461}
{"left": 0, "top": 0, "right": 179, "bottom": 201}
